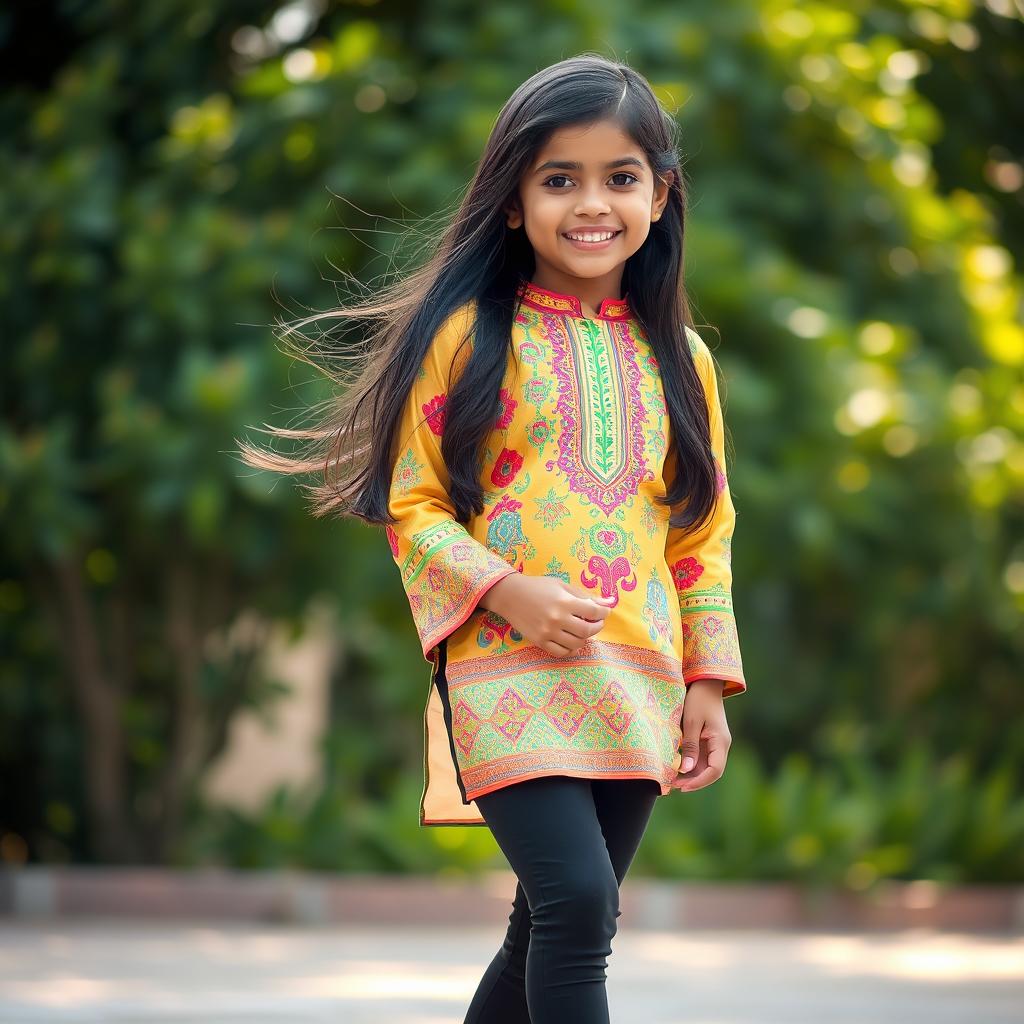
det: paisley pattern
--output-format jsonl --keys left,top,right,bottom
{"left": 386, "top": 283, "right": 745, "bottom": 826}
{"left": 543, "top": 313, "right": 654, "bottom": 516}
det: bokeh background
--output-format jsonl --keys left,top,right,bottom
{"left": 2, "top": 0, "right": 1022, "bottom": 888}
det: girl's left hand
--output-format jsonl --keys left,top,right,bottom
{"left": 670, "top": 679, "right": 731, "bottom": 792}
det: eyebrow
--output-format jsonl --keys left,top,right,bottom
{"left": 533, "top": 156, "right": 645, "bottom": 174}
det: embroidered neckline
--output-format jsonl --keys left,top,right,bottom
{"left": 516, "top": 280, "right": 633, "bottom": 322}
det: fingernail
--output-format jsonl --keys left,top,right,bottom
{"left": 682, "top": 756, "right": 694, "bottom": 772}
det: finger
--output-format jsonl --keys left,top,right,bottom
{"left": 555, "top": 625, "right": 589, "bottom": 648}
{"left": 679, "top": 717, "right": 704, "bottom": 772}
{"left": 543, "top": 638, "right": 573, "bottom": 657}
{"left": 676, "top": 737, "right": 727, "bottom": 791}
{"left": 675, "top": 763, "right": 717, "bottom": 790}
{"left": 560, "top": 609, "right": 609, "bottom": 640}
{"left": 673, "top": 730, "right": 708, "bottom": 776}
{"left": 566, "top": 591, "right": 615, "bottom": 618}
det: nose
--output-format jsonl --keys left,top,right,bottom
{"left": 574, "top": 183, "right": 612, "bottom": 218}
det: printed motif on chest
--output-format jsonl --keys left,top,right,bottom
{"left": 528, "top": 313, "right": 654, "bottom": 516}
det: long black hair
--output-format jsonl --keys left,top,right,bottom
{"left": 238, "top": 53, "right": 723, "bottom": 535}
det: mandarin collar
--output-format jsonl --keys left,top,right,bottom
{"left": 516, "top": 280, "right": 633, "bottom": 322}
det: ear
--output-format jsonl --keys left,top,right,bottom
{"left": 505, "top": 196, "right": 523, "bottom": 229}
{"left": 651, "top": 169, "right": 674, "bottom": 222}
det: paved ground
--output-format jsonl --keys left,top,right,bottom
{"left": 0, "top": 920, "right": 1021, "bottom": 1023}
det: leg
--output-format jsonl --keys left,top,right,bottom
{"left": 467, "top": 775, "right": 617, "bottom": 1024}
{"left": 461, "top": 877, "right": 532, "bottom": 1024}
{"left": 592, "top": 777, "right": 661, "bottom": 886}
{"left": 464, "top": 775, "right": 656, "bottom": 1024}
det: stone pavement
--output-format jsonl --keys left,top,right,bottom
{"left": 0, "top": 919, "right": 1021, "bottom": 1023}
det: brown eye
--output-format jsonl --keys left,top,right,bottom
{"left": 542, "top": 175, "right": 574, "bottom": 189}
{"left": 610, "top": 172, "right": 639, "bottom": 186}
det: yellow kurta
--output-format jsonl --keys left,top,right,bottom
{"left": 385, "top": 281, "right": 746, "bottom": 826}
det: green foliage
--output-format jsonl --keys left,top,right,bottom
{"left": 178, "top": 736, "right": 1024, "bottom": 887}
{"left": 638, "top": 738, "right": 1024, "bottom": 885}
{"left": 2, "top": 1, "right": 1021, "bottom": 874}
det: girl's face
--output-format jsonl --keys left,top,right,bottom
{"left": 505, "top": 118, "right": 671, "bottom": 297}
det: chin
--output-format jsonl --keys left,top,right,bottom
{"left": 569, "top": 262, "right": 620, "bottom": 277}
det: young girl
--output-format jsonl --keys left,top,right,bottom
{"left": 242, "top": 52, "right": 746, "bottom": 1024}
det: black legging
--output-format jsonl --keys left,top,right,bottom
{"left": 464, "top": 774, "right": 661, "bottom": 1023}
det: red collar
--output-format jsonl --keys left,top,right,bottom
{"left": 516, "top": 280, "right": 633, "bottom": 322}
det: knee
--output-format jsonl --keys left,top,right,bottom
{"left": 537, "top": 867, "right": 620, "bottom": 940}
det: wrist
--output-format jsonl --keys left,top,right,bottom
{"left": 686, "top": 677, "right": 726, "bottom": 694}
{"left": 478, "top": 571, "right": 520, "bottom": 615}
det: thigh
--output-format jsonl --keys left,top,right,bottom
{"left": 592, "top": 777, "right": 661, "bottom": 885}
{"left": 474, "top": 775, "right": 616, "bottom": 908}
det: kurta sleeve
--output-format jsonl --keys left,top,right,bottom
{"left": 385, "top": 304, "right": 519, "bottom": 664}
{"left": 664, "top": 328, "right": 746, "bottom": 697}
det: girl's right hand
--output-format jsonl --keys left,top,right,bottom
{"left": 480, "top": 573, "right": 615, "bottom": 657}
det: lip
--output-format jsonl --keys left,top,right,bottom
{"left": 561, "top": 228, "right": 622, "bottom": 251}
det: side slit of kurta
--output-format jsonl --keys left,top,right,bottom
{"left": 434, "top": 638, "right": 470, "bottom": 804}
{"left": 420, "top": 640, "right": 489, "bottom": 826}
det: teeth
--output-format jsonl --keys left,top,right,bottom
{"left": 566, "top": 231, "right": 617, "bottom": 242}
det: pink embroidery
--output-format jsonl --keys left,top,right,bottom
{"left": 516, "top": 281, "right": 634, "bottom": 321}
{"left": 580, "top": 554, "right": 637, "bottom": 606}
{"left": 594, "top": 679, "right": 634, "bottom": 736}
{"left": 544, "top": 315, "right": 652, "bottom": 515}
{"left": 496, "top": 386, "right": 517, "bottom": 429}
{"left": 477, "top": 608, "right": 522, "bottom": 652}
{"left": 546, "top": 679, "right": 589, "bottom": 738}
{"left": 491, "top": 447, "right": 524, "bottom": 487}
{"left": 670, "top": 556, "right": 704, "bottom": 591}
{"left": 527, "top": 419, "right": 550, "bottom": 447}
{"left": 423, "top": 393, "right": 447, "bottom": 436}
{"left": 488, "top": 492, "right": 523, "bottom": 520}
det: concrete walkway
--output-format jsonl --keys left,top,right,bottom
{"left": 0, "top": 920, "right": 1021, "bottom": 1022}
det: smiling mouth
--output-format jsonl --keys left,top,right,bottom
{"left": 562, "top": 229, "right": 623, "bottom": 249}
{"left": 562, "top": 229, "right": 622, "bottom": 242}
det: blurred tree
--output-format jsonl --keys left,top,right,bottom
{"left": 1, "top": 0, "right": 1021, "bottom": 873}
